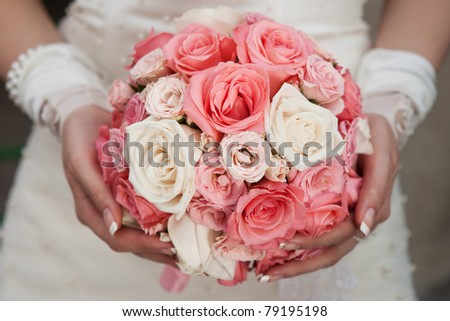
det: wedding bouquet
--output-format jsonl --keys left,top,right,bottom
{"left": 96, "top": 6, "right": 373, "bottom": 289}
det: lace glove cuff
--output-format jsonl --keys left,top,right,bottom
{"left": 356, "top": 48, "right": 437, "bottom": 149}
{"left": 5, "top": 43, "right": 112, "bottom": 136}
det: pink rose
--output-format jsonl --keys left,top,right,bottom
{"left": 288, "top": 160, "right": 347, "bottom": 205}
{"left": 255, "top": 248, "right": 323, "bottom": 275}
{"left": 345, "top": 168, "right": 363, "bottom": 209}
{"left": 129, "top": 48, "right": 173, "bottom": 86}
{"left": 108, "top": 79, "right": 135, "bottom": 111}
{"left": 195, "top": 153, "right": 247, "bottom": 209}
{"left": 227, "top": 181, "right": 307, "bottom": 249}
{"left": 218, "top": 262, "right": 248, "bottom": 287}
{"left": 233, "top": 20, "right": 314, "bottom": 94}
{"left": 214, "top": 236, "right": 265, "bottom": 262}
{"left": 130, "top": 29, "right": 173, "bottom": 67}
{"left": 187, "top": 197, "right": 229, "bottom": 231}
{"left": 96, "top": 126, "right": 126, "bottom": 182}
{"left": 184, "top": 62, "right": 270, "bottom": 141}
{"left": 220, "top": 132, "right": 269, "bottom": 183}
{"left": 123, "top": 93, "right": 147, "bottom": 125}
{"left": 96, "top": 126, "right": 110, "bottom": 169}
{"left": 339, "top": 118, "right": 373, "bottom": 167}
{"left": 114, "top": 177, "right": 139, "bottom": 217}
{"left": 144, "top": 75, "right": 186, "bottom": 120}
{"left": 255, "top": 248, "right": 302, "bottom": 275}
{"left": 339, "top": 120, "right": 357, "bottom": 166}
{"left": 115, "top": 177, "right": 170, "bottom": 235}
{"left": 163, "top": 24, "right": 237, "bottom": 78}
{"left": 199, "top": 133, "right": 219, "bottom": 153}
{"left": 109, "top": 128, "right": 126, "bottom": 172}
{"left": 111, "top": 109, "right": 124, "bottom": 129}
{"left": 337, "top": 68, "right": 363, "bottom": 121}
{"left": 302, "top": 204, "right": 348, "bottom": 237}
{"left": 301, "top": 54, "right": 345, "bottom": 114}
{"left": 134, "top": 195, "right": 170, "bottom": 235}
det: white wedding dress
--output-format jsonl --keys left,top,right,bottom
{"left": 0, "top": 0, "right": 416, "bottom": 300}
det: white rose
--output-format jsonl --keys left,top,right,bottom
{"left": 220, "top": 131, "right": 269, "bottom": 183}
{"left": 126, "top": 119, "right": 201, "bottom": 217}
{"left": 168, "top": 215, "right": 236, "bottom": 280}
{"left": 175, "top": 6, "right": 246, "bottom": 35}
{"left": 144, "top": 75, "right": 186, "bottom": 120}
{"left": 266, "top": 83, "right": 344, "bottom": 170}
{"left": 129, "top": 48, "right": 172, "bottom": 86}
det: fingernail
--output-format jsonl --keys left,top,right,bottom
{"left": 160, "top": 248, "right": 176, "bottom": 256}
{"left": 159, "top": 233, "right": 171, "bottom": 243}
{"left": 360, "top": 208, "right": 375, "bottom": 237}
{"left": 258, "top": 275, "right": 271, "bottom": 283}
{"left": 103, "top": 208, "right": 118, "bottom": 236}
{"left": 279, "top": 242, "right": 286, "bottom": 249}
{"left": 258, "top": 275, "right": 283, "bottom": 283}
{"left": 283, "top": 242, "right": 301, "bottom": 251}
{"left": 170, "top": 247, "right": 177, "bottom": 255}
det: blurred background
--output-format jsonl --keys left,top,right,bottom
{"left": 0, "top": 0, "right": 449, "bottom": 300}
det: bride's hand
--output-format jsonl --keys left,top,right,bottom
{"left": 62, "top": 105, "right": 177, "bottom": 267}
{"left": 261, "top": 114, "right": 399, "bottom": 281}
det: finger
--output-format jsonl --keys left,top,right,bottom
{"left": 70, "top": 177, "right": 173, "bottom": 254}
{"left": 283, "top": 217, "right": 357, "bottom": 250}
{"left": 69, "top": 137, "right": 123, "bottom": 234}
{"left": 63, "top": 107, "right": 122, "bottom": 234}
{"left": 134, "top": 253, "right": 178, "bottom": 268}
{"left": 262, "top": 237, "right": 358, "bottom": 281}
{"left": 354, "top": 116, "right": 397, "bottom": 237}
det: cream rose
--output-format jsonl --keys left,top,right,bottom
{"left": 129, "top": 48, "right": 172, "bottom": 86}
{"left": 168, "top": 215, "right": 236, "bottom": 280}
{"left": 266, "top": 83, "right": 344, "bottom": 170}
{"left": 175, "top": 6, "right": 246, "bottom": 35}
{"left": 265, "top": 154, "right": 289, "bottom": 182}
{"left": 220, "top": 131, "right": 269, "bottom": 183}
{"left": 126, "top": 119, "right": 201, "bottom": 217}
{"left": 145, "top": 75, "right": 186, "bottom": 120}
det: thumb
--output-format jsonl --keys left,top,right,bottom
{"left": 354, "top": 147, "right": 392, "bottom": 237}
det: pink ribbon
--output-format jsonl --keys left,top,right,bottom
{"left": 160, "top": 265, "right": 191, "bottom": 293}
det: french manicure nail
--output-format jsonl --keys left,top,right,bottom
{"left": 360, "top": 208, "right": 375, "bottom": 237}
{"left": 103, "top": 208, "right": 118, "bottom": 236}
{"left": 258, "top": 275, "right": 284, "bottom": 283}
{"left": 258, "top": 275, "right": 271, "bottom": 283}
{"left": 159, "top": 233, "right": 171, "bottom": 243}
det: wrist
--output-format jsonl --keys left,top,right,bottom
{"left": 362, "top": 92, "right": 415, "bottom": 149}
{"left": 5, "top": 43, "right": 112, "bottom": 136}
{"left": 357, "top": 48, "right": 437, "bottom": 149}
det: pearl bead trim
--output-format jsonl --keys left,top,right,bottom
{"left": 5, "top": 45, "right": 43, "bottom": 107}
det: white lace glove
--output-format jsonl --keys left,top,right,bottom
{"left": 5, "top": 43, "right": 112, "bottom": 136}
{"left": 357, "top": 48, "right": 437, "bottom": 148}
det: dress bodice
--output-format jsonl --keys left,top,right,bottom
{"left": 61, "top": 0, "right": 370, "bottom": 83}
